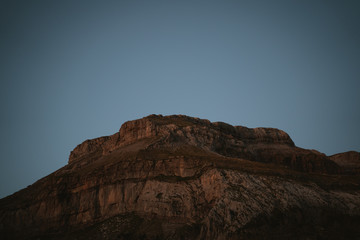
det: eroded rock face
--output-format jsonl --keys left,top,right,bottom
{"left": 1, "top": 115, "right": 359, "bottom": 240}
{"left": 69, "top": 115, "right": 338, "bottom": 173}
{"left": 330, "top": 151, "right": 360, "bottom": 174}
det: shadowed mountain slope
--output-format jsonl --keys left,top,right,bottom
{"left": 1, "top": 115, "right": 360, "bottom": 240}
{"left": 330, "top": 151, "right": 360, "bottom": 174}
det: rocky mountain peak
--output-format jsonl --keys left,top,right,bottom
{"left": 69, "top": 114, "right": 294, "bottom": 165}
{"left": 69, "top": 115, "right": 338, "bottom": 174}
{"left": 1, "top": 114, "right": 360, "bottom": 240}
{"left": 330, "top": 151, "right": 360, "bottom": 174}
{"left": 118, "top": 114, "right": 295, "bottom": 146}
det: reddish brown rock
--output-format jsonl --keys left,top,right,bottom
{"left": 69, "top": 115, "right": 339, "bottom": 174}
{"left": 1, "top": 115, "right": 359, "bottom": 240}
{"left": 330, "top": 151, "right": 360, "bottom": 174}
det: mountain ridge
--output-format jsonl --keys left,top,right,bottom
{"left": 69, "top": 114, "right": 338, "bottom": 174}
{"left": 69, "top": 114, "right": 295, "bottom": 163}
{"left": 1, "top": 114, "right": 360, "bottom": 240}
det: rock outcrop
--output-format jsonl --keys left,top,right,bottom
{"left": 69, "top": 114, "right": 338, "bottom": 174}
{"left": 1, "top": 114, "right": 359, "bottom": 240}
{"left": 330, "top": 151, "right": 360, "bottom": 174}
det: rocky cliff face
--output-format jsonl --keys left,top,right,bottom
{"left": 69, "top": 114, "right": 338, "bottom": 173}
{"left": 1, "top": 115, "right": 360, "bottom": 240}
{"left": 330, "top": 151, "right": 360, "bottom": 174}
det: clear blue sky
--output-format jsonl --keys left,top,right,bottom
{"left": 1, "top": 0, "right": 359, "bottom": 198}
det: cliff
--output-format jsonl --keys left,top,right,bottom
{"left": 1, "top": 115, "right": 359, "bottom": 240}
{"left": 330, "top": 151, "right": 360, "bottom": 174}
{"left": 69, "top": 114, "right": 338, "bottom": 173}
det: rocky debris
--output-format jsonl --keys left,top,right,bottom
{"left": 330, "top": 151, "right": 360, "bottom": 174}
{"left": 1, "top": 114, "right": 359, "bottom": 239}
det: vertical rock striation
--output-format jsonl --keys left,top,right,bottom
{"left": 69, "top": 114, "right": 338, "bottom": 173}
{"left": 1, "top": 114, "right": 359, "bottom": 240}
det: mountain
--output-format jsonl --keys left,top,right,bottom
{"left": 1, "top": 114, "right": 360, "bottom": 240}
{"left": 330, "top": 151, "right": 360, "bottom": 174}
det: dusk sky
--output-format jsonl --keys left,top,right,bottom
{"left": 1, "top": 0, "right": 359, "bottom": 198}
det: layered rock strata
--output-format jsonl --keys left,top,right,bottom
{"left": 69, "top": 114, "right": 339, "bottom": 173}
{"left": 1, "top": 114, "right": 359, "bottom": 240}
{"left": 330, "top": 151, "right": 360, "bottom": 174}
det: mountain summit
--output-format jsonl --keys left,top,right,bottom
{"left": 1, "top": 115, "right": 360, "bottom": 239}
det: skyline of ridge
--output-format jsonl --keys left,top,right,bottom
{"left": 1, "top": 0, "right": 360, "bottom": 198}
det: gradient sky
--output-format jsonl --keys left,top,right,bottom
{"left": 1, "top": 0, "right": 359, "bottom": 198}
